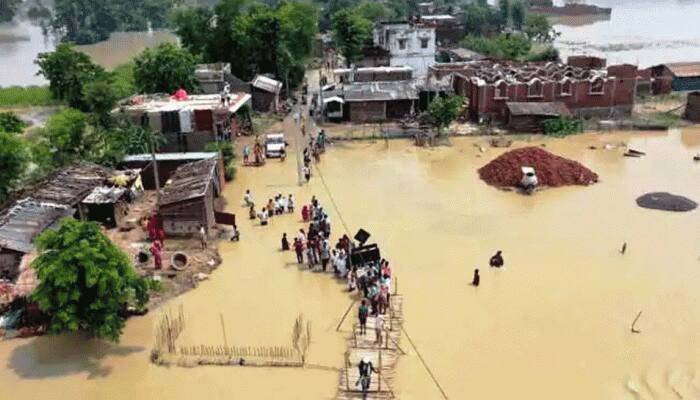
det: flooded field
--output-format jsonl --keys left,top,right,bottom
{"left": 0, "top": 127, "right": 699, "bottom": 399}
{"left": 0, "top": 19, "right": 176, "bottom": 87}
{"left": 554, "top": 0, "right": 700, "bottom": 66}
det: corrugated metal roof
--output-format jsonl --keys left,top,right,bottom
{"left": 506, "top": 102, "right": 571, "bottom": 117}
{"left": 0, "top": 199, "right": 72, "bottom": 253}
{"left": 160, "top": 158, "right": 218, "bottom": 205}
{"left": 663, "top": 62, "right": 700, "bottom": 78}
{"left": 252, "top": 75, "right": 283, "bottom": 93}
{"left": 344, "top": 81, "right": 419, "bottom": 102}
{"left": 123, "top": 152, "right": 218, "bottom": 162}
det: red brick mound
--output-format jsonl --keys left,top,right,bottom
{"left": 478, "top": 146, "right": 598, "bottom": 188}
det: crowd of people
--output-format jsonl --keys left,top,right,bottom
{"left": 301, "top": 130, "right": 327, "bottom": 183}
{"left": 243, "top": 190, "right": 295, "bottom": 227}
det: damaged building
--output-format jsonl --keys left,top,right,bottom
{"left": 251, "top": 75, "right": 284, "bottom": 112}
{"left": 159, "top": 158, "right": 224, "bottom": 236}
{"left": 115, "top": 93, "right": 252, "bottom": 152}
{"left": 120, "top": 152, "right": 222, "bottom": 190}
{"left": 431, "top": 61, "right": 638, "bottom": 122}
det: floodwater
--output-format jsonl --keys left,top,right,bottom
{"left": 0, "top": 19, "right": 176, "bottom": 87}
{"left": 553, "top": 0, "right": 700, "bottom": 67}
{"left": 0, "top": 124, "right": 699, "bottom": 399}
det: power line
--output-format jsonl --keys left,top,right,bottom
{"left": 402, "top": 325, "right": 449, "bottom": 400}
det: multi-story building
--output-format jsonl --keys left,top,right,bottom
{"left": 373, "top": 21, "right": 436, "bottom": 78}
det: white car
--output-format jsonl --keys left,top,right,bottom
{"left": 265, "top": 133, "right": 286, "bottom": 158}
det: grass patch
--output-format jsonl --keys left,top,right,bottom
{"left": 648, "top": 111, "right": 683, "bottom": 127}
{"left": 0, "top": 86, "right": 62, "bottom": 108}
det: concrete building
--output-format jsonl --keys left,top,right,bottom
{"left": 418, "top": 15, "right": 464, "bottom": 46}
{"left": 332, "top": 66, "right": 414, "bottom": 84}
{"left": 373, "top": 21, "right": 437, "bottom": 78}
{"left": 651, "top": 62, "right": 700, "bottom": 94}
{"left": 195, "top": 63, "right": 250, "bottom": 95}
{"left": 251, "top": 75, "right": 283, "bottom": 112}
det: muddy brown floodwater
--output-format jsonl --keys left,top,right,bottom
{"left": 0, "top": 126, "right": 699, "bottom": 399}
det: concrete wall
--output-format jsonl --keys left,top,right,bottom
{"left": 375, "top": 23, "right": 436, "bottom": 78}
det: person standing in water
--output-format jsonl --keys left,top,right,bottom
{"left": 472, "top": 269, "right": 480, "bottom": 286}
{"left": 281, "top": 233, "right": 290, "bottom": 251}
{"left": 294, "top": 238, "right": 304, "bottom": 264}
{"left": 489, "top": 250, "right": 504, "bottom": 268}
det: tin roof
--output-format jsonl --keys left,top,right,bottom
{"left": 123, "top": 152, "right": 218, "bottom": 163}
{"left": 662, "top": 62, "right": 700, "bottom": 78}
{"left": 117, "top": 93, "right": 251, "bottom": 114}
{"left": 343, "top": 81, "right": 420, "bottom": 102}
{"left": 81, "top": 187, "right": 128, "bottom": 205}
{"left": 252, "top": 75, "right": 283, "bottom": 93}
{"left": 0, "top": 199, "right": 72, "bottom": 253}
{"left": 506, "top": 102, "right": 571, "bottom": 117}
{"left": 160, "top": 158, "right": 218, "bottom": 205}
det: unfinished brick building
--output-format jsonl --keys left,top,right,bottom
{"left": 433, "top": 61, "right": 638, "bottom": 122}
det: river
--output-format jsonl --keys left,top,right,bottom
{"left": 0, "top": 19, "right": 177, "bottom": 87}
{"left": 553, "top": 0, "right": 700, "bottom": 67}
{"left": 0, "top": 126, "right": 698, "bottom": 399}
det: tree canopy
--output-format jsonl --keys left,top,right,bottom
{"left": 0, "top": 0, "right": 21, "bottom": 23}
{"left": 36, "top": 44, "right": 107, "bottom": 110}
{"left": 171, "top": 0, "right": 318, "bottom": 86}
{"left": 0, "top": 132, "right": 28, "bottom": 203}
{"left": 0, "top": 112, "right": 27, "bottom": 134}
{"left": 427, "top": 96, "right": 464, "bottom": 136}
{"left": 39, "top": 108, "right": 90, "bottom": 167}
{"left": 32, "top": 218, "right": 149, "bottom": 342}
{"left": 331, "top": 9, "right": 372, "bottom": 66}
{"left": 133, "top": 43, "right": 199, "bottom": 94}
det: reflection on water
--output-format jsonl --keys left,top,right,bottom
{"left": 554, "top": 0, "right": 700, "bottom": 66}
{"left": 0, "top": 128, "right": 698, "bottom": 399}
{"left": 0, "top": 19, "right": 176, "bottom": 87}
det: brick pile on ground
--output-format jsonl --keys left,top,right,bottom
{"left": 478, "top": 146, "right": 598, "bottom": 188}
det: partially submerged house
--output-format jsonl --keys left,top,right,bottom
{"left": 685, "top": 91, "right": 700, "bottom": 122}
{"left": 651, "top": 62, "right": 700, "bottom": 94}
{"left": 115, "top": 93, "right": 252, "bottom": 152}
{"left": 251, "top": 75, "right": 283, "bottom": 112}
{"left": 159, "top": 158, "right": 223, "bottom": 236}
{"left": 504, "top": 102, "right": 572, "bottom": 132}
{"left": 120, "top": 152, "right": 222, "bottom": 190}
{"left": 195, "top": 63, "right": 250, "bottom": 95}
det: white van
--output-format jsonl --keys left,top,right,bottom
{"left": 265, "top": 133, "right": 286, "bottom": 158}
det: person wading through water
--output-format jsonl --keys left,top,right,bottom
{"left": 358, "top": 300, "right": 369, "bottom": 335}
{"left": 489, "top": 250, "right": 504, "bottom": 268}
{"left": 356, "top": 357, "right": 379, "bottom": 398}
{"left": 472, "top": 269, "right": 480, "bottom": 286}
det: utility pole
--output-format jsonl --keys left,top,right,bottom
{"left": 150, "top": 135, "right": 161, "bottom": 206}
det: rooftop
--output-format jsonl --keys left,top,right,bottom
{"left": 445, "top": 47, "right": 486, "bottom": 61}
{"left": 252, "top": 75, "right": 283, "bottom": 94}
{"left": 118, "top": 93, "right": 251, "bottom": 114}
{"left": 81, "top": 187, "right": 128, "bottom": 205}
{"left": 123, "top": 152, "right": 219, "bottom": 163}
{"left": 333, "top": 66, "right": 414, "bottom": 74}
{"left": 343, "top": 81, "right": 420, "bottom": 102}
{"left": 661, "top": 62, "right": 700, "bottom": 78}
{"left": 432, "top": 61, "right": 606, "bottom": 84}
{"left": 31, "top": 164, "right": 113, "bottom": 207}
{"left": 0, "top": 199, "right": 72, "bottom": 253}
{"left": 161, "top": 158, "right": 218, "bottom": 205}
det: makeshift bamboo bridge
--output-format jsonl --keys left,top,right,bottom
{"left": 336, "top": 293, "right": 404, "bottom": 399}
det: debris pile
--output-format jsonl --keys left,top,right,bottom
{"left": 636, "top": 192, "right": 697, "bottom": 212}
{"left": 478, "top": 146, "right": 598, "bottom": 188}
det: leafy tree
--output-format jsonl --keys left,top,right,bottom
{"left": 464, "top": 33, "right": 531, "bottom": 60}
{"left": 498, "top": 0, "right": 510, "bottom": 23}
{"left": 525, "top": 14, "right": 558, "bottom": 43}
{"left": 0, "top": 132, "right": 28, "bottom": 203}
{"left": 527, "top": 45, "right": 560, "bottom": 61}
{"left": 0, "top": 0, "right": 21, "bottom": 23}
{"left": 463, "top": 3, "right": 504, "bottom": 37}
{"left": 427, "top": 96, "right": 464, "bottom": 136}
{"left": 355, "top": 1, "right": 393, "bottom": 21}
{"left": 511, "top": 0, "right": 525, "bottom": 30}
{"left": 83, "top": 75, "right": 121, "bottom": 128}
{"left": 32, "top": 218, "right": 149, "bottom": 342}
{"left": 36, "top": 44, "right": 106, "bottom": 110}
{"left": 331, "top": 9, "right": 372, "bottom": 66}
{"left": 170, "top": 7, "right": 214, "bottom": 59}
{"left": 40, "top": 108, "right": 90, "bottom": 166}
{"left": 0, "top": 112, "right": 27, "bottom": 134}
{"left": 543, "top": 117, "right": 582, "bottom": 137}
{"left": 133, "top": 43, "right": 198, "bottom": 93}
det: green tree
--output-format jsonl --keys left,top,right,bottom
{"left": 40, "top": 108, "right": 90, "bottom": 166}
{"left": 525, "top": 14, "right": 558, "bottom": 43}
{"left": 32, "top": 218, "right": 149, "bottom": 342}
{"left": 83, "top": 75, "right": 121, "bottom": 128}
{"left": 36, "top": 44, "right": 106, "bottom": 110}
{"left": 498, "top": 0, "right": 510, "bottom": 24}
{"left": 0, "top": 0, "right": 21, "bottom": 23}
{"left": 133, "top": 43, "right": 198, "bottom": 93}
{"left": 355, "top": 1, "right": 393, "bottom": 21}
{"left": 511, "top": 0, "right": 525, "bottom": 30}
{"left": 0, "top": 132, "right": 28, "bottom": 203}
{"left": 170, "top": 7, "right": 214, "bottom": 59}
{"left": 331, "top": 9, "right": 372, "bottom": 66}
{"left": 0, "top": 112, "right": 27, "bottom": 134}
{"left": 464, "top": 33, "right": 531, "bottom": 60}
{"left": 427, "top": 96, "right": 464, "bottom": 136}
{"left": 463, "top": 3, "right": 504, "bottom": 37}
